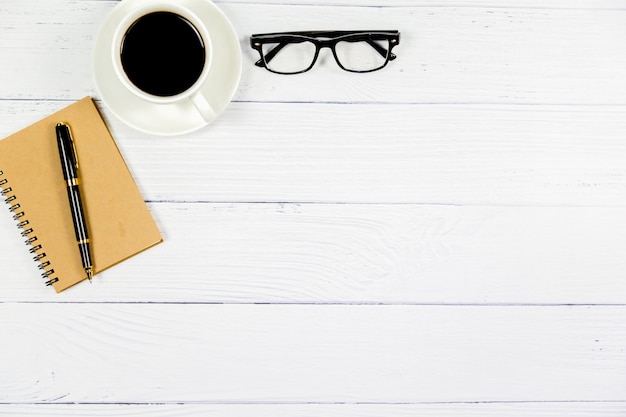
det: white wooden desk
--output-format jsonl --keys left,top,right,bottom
{"left": 1, "top": 0, "right": 626, "bottom": 415}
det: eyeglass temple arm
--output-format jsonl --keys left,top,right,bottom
{"left": 254, "top": 41, "right": 289, "bottom": 67}
{"left": 367, "top": 39, "right": 397, "bottom": 60}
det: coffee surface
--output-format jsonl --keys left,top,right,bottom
{"left": 121, "top": 11, "right": 206, "bottom": 97}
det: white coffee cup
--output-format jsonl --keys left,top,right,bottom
{"left": 111, "top": 2, "right": 216, "bottom": 122}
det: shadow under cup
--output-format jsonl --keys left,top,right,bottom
{"left": 120, "top": 11, "right": 207, "bottom": 98}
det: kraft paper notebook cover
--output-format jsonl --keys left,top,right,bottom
{"left": 0, "top": 97, "right": 162, "bottom": 292}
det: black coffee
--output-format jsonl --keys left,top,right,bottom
{"left": 121, "top": 11, "right": 206, "bottom": 97}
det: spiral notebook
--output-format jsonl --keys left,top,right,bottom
{"left": 0, "top": 97, "right": 162, "bottom": 292}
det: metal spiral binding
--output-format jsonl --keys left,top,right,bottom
{"left": 0, "top": 170, "right": 59, "bottom": 286}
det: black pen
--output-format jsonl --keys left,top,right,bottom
{"left": 55, "top": 122, "right": 93, "bottom": 281}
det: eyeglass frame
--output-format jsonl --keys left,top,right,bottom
{"left": 249, "top": 30, "right": 401, "bottom": 74}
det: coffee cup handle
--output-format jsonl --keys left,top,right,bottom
{"left": 190, "top": 92, "right": 216, "bottom": 122}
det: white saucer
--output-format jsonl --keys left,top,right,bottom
{"left": 93, "top": 0, "right": 242, "bottom": 136}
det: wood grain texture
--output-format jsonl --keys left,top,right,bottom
{"left": 3, "top": 202, "right": 626, "bottom": 304}
{"left": 1, "top": 303, "right": 625, "bottom": 403}
{"left": 2, "top": 403, "right": 626, "bottom": 417}
{"left": 2, "top": 100, "right": 625, "bottom": 206}
{"left": 1, "top": 2, "right": 625, "bottom": 104}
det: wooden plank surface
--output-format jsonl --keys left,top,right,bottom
{"left": 1, "top": 0, "right": 625, "bottom": 414}
{"left": 3, "top": 403, "right": 626, "bottom": 417}
{"left": 1, "top": 304, "right": 625, "bottom": 403}
{"left": 2, "top": 100, "right": 626, "bottom": 206}
{"left": 219, "top": 0, "right": 626, "bottom": 7}
{"left": 3, "top": 202, "right": 626, "bottom": 304}
{"left": 1, "top": 2, "right": 625, "bottom": 104}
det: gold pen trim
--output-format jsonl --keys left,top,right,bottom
{"left": 66, "top": 178, "right": 80, "bottom": 187}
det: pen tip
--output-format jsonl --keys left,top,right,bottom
{"left": 86, "top": 267, "right": 93, "bottom": 282}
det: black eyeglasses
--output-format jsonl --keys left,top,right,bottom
{"left": 250, "top": 30, "right": 400, "bottom": 74}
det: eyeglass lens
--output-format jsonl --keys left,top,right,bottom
{"left": 335, "top": 40, "right": 390, "bottom": 72}
{"left": 262, "top": 41, "right": 317, "bottom": 74}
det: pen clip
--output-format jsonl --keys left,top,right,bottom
{"left": 57, "top": 122, "right": 79, "bottom": 171}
